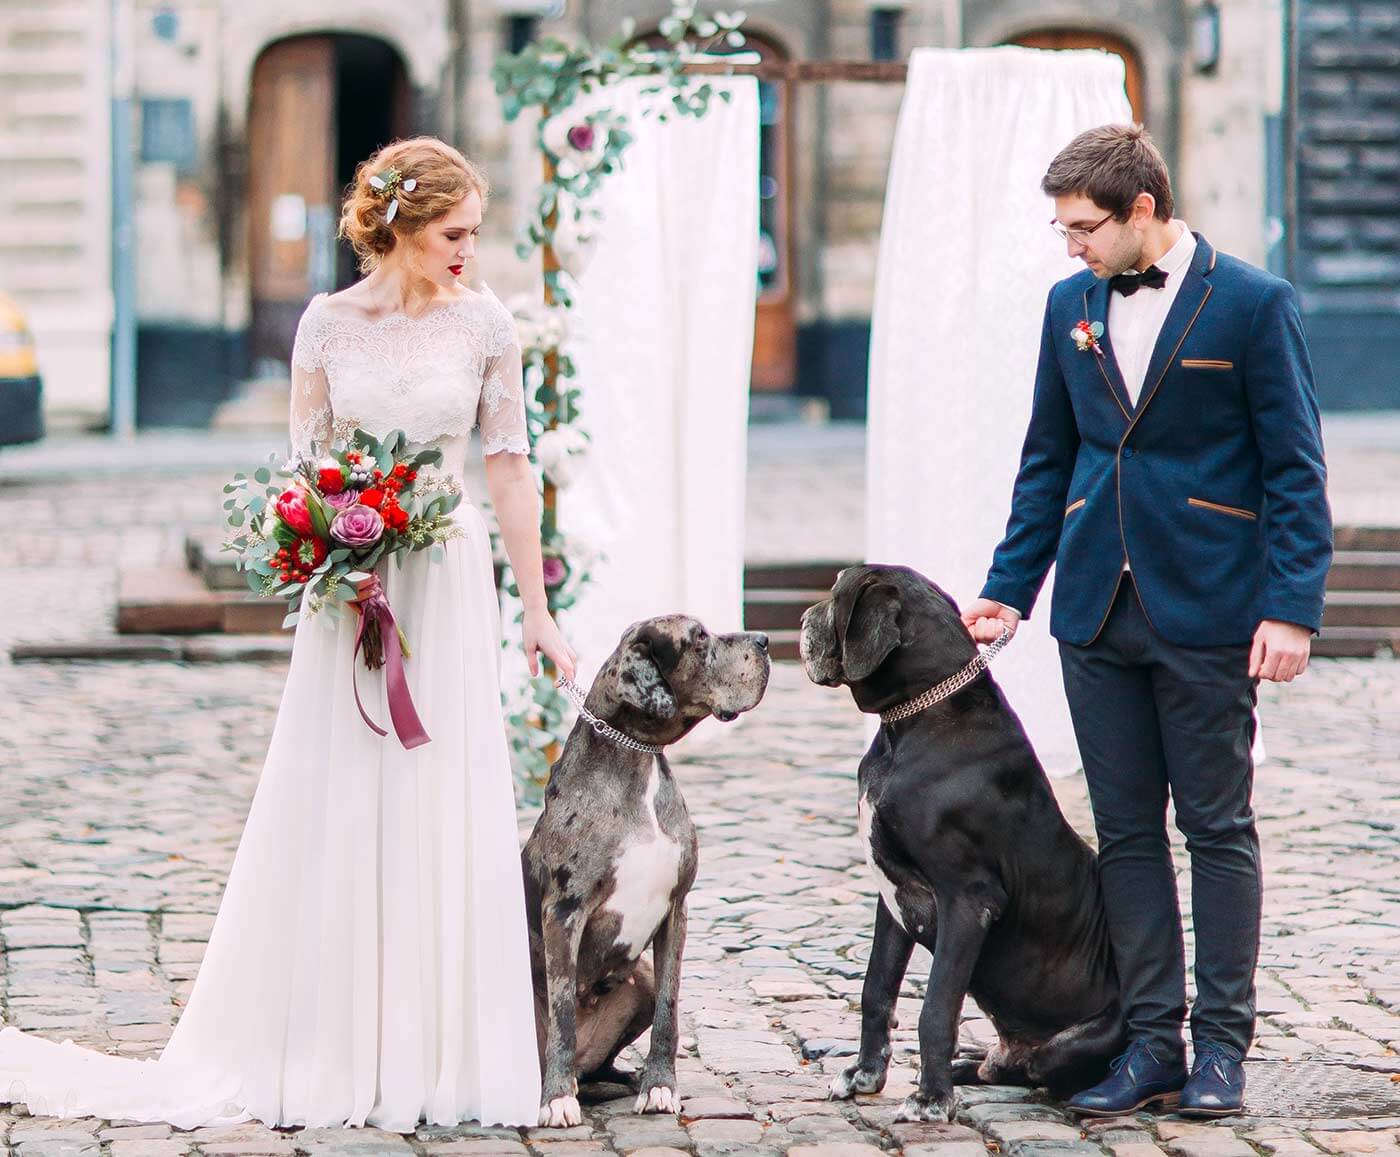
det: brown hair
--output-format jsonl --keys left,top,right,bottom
{"left": 339, "top": 137, "right": 490, "bottom": 289}
{"left": 1041, "top": 123, "right": 1174, "bottom": 222}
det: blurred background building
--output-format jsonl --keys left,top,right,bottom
{"left": 0, "top": 0, "right": 1394, "bottom": 434}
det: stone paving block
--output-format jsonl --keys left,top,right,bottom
{"left": 292, "top": 1126, "right": 417, "bottom": 1152}
{"left": 616, "top": 1149, "right": 687, "bottom": 1157}
{"left": 986, "top": 1122, "right": 1084, "bottom": 1144}
{"left": 99, "top": 1125, "right": 173, "bottom": 1141}
{"left": 1311, "top": 1134, "right": 1400, "bottom": 1154}
{"left": 526, "top": 1144, "right": 616, "bottom": 1156}
{"left": 889, "top": 1123, "right": 983, "bottom": 1148}
{"left": 195, "top": 1142, "right": 299, "bottom": 1156}
{"left": 1004, "top": 1143, "right": 1104, "bottom": 1157}
{"left": 678, "top": 1098, "right": 753, "bottom": 1121}
{"left": 686, "top": 1119, "right": 764, "bottom": 1144}
{"left": 785, "top": 1144, "right": 886, "bottom": 1156}
{"left": 421, "top": 1142, "right": 531, "bottom": 1156}
{"left": 106, "top": 1143, "right": 191, "bottom": 1157}
{"left": 11, "top": 1143, "right": 101, "bottom": 1157}
{"left": 960, "top": 1103, "right": 1068, "bottom": 1128}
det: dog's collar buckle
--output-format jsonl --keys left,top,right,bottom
{"left": 556, "top": 676, "right": 665, "bottom": 755}
{"left": 878, "top": 624, "right": 1013, "bottom": 725}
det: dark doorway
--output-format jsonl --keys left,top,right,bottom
{"left": 246, "top": 34, "right": 410, "bottom": 367}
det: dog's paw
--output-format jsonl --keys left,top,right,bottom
{"left": 829, "top": 1062, "right": 887, "bottom": 1100}
{"left": 539, "top": 1095, "right": 583, "bottom": 1128}
{"left": 893, "top": 1092, "right": 956, "bottom": 1123}
{"left": 635, "top": 1084, "right": 680, "bottom": 1115}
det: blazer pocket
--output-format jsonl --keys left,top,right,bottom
{"left": 1180, "top": 358, "right": 1234, "bottom": 370}
{"left": 1064, "top": 498, "right": 1086, "bottom": 517}
{"left": 1188, "top": 497, "right": 1257, "bottom": 521}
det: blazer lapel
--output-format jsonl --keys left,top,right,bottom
{"left": 1129, "top": 234, "right": 1218, "bottom": 428}
{"left": 1083, "top": 277, "right": 1132, "bottom": 421}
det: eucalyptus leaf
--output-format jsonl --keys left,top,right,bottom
{"left": 282, "top": 611, "right": 300, "bottom": 630}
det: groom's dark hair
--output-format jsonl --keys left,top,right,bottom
{"left": 1042, "top": 123, "right": 1174, "bottom": 222}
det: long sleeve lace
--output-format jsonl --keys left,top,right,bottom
{"left": 290, "top": 302, "right": 332, "bottom": 460}
{"left": 477, "top": 339, "right": 530, "bottom": 457}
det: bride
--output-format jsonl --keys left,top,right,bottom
{"left": 0, "top": 137, "right": 575, "bottom": 1132}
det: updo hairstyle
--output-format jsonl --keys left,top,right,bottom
{"left": 338, "top": 137, "right": 490, "bottom": 273}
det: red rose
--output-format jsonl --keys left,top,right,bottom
{"left": 274, "top": 489, "right": 314, "bottom": 536}
{"left": 358, "top": 488, "right": 385, "bottom": 510}
{"left": 318, "top": 467, "right": 346, "bottom": 494}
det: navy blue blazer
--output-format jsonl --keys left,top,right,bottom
{"left": 982, "top": 234, "right": 1332, "bottom": 648}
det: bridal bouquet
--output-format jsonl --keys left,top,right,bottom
{"left": 222, "top": 428, "right": 463, "bottom": 748}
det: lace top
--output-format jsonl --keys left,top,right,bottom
{"left": 287, "top": 285, "right": 530, "bottom": 460}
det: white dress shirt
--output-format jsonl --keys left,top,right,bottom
{"left": 1109, "top": 222, "right": 1197, "bottom": 406}
{"left": 993, "top": 223, "right": 1199, "bottom": 618}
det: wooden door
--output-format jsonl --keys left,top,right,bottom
{"left": 1011, "top": 30, "right": 1145, "bottom": 122}
{"left": 248, "top": 37, "right": 336, "bottom": 362}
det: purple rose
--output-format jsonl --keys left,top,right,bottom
{"left": 324, "top": 489, "right": 361, "bottom": 511}
{"left": 329, "top": 504, "right": 384, "bottom": 548}
{"left": 566, "top": 124, "right": 596, "bottom": 152}
{"left": 542, "top": 557, "right": 568, "bottom": 588}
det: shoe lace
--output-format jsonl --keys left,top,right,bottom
{"left": 1192, "top": 1041, "right": 1240, "bottom": 1075}
{"left": 1108, "top": 1039, "right": 1160, "bottom": 1074}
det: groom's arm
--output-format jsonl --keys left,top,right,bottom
{"left": 979, "top": 293, "right": 1080, "bottom": 620}
{"left": 1244, "top": 280, "right": 1333, "bottom": 634}
{"left": 1238, "top": 280, "right": 1331, "bottom": 682}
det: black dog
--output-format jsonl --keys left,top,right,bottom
{"left": 524, "top": 615, "right": 771, "bottom": 1128}
{"left": 801, "top": 565, "right": 1124, "bottom": 1121}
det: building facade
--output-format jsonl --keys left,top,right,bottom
{"left": 0, "top": 0, "right": 1389, "bottom": 429}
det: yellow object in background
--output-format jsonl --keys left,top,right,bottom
{"left": 0, "top": 291, "right": 44, "bottom": 447}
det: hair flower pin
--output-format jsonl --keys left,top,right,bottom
{"left": 368, "top": 167, "right": 417, "bottom": 224}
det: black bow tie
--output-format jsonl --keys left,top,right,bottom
{"left": 1110, "top": 265, "right": 1169, "bottom": 296}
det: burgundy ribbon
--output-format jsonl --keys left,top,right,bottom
{"left": 351, "top": 579, "right": 431, "bottom": 750}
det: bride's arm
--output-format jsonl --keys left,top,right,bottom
{"left": 480, "top": 339, "right": 577, "bottom": 680}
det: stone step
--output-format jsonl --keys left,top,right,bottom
{"left": 765, "top": 630, "right": 802, "bottom": 663}
{"left": 116, "top": 568, "right": 227, "bottom": 635}
{"left": 1334, "top": 526, "right": 1400, "bottom": 552}
{"left": 743, "top": 561, "right": 846, "bottom": 591}
{"left": 1323, "top": 590, "right": 1400, "bottom": 627}
{"left": 1326, "top": 551, "right": 1400, "bottom": 591}
{"left": 1312, "top": 627, "right": 1400, "bottom": 659}
{"left": 742, "top": 589, "right": 827, "bottom": 631}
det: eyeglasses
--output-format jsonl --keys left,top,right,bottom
{"left": 1050, "top": 211, "right": 1117, "bottom": 244}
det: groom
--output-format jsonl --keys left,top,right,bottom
{"left": 962, "top": 124, "right": 1331, "bottom": 1118}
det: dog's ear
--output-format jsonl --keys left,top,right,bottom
{"left": 840, "top": 581, "right": 902, "bottom": 682}
{"left": 616, "top": 624, "right": 680, "bottom": 720}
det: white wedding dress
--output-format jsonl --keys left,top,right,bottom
{"left": 0, "top": 286, "right": 542, "bottom": 1131}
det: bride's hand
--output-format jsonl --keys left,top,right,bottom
{"left": 524, "top": 606, "right": 578, "bottom": 681}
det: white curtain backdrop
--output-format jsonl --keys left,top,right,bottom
{"left": 559, "top": 77, "right": 761, "bottom": 682}
{"left": 866, "top": 47, "right": 1132, "bottom": 775}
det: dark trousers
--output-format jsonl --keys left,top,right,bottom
{"left": 1059, "top": 577, "right": 1261, "bottom": 1059}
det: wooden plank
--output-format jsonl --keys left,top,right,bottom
{"left": 683, "top": 59, "right": 909, "bottom": 84}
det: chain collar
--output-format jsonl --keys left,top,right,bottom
{"left": 556, "top": 676, "right": 665, "bottom": 755}
{"left": 878, "top": 625, "right": 1013, "bottom": 725}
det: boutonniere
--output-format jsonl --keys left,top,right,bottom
{"left": 1071, "top": 320, "right": 1105, "bottom": 356}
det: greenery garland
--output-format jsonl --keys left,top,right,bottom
{"left": 492, "top": 4, "right": 747, "bottom": 789}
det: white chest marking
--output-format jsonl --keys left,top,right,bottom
{"left": 858, "top": 793, "right": 906, "bottom": 931}
{"left": 606, "top": 769, "right": 684, "bottom": 958}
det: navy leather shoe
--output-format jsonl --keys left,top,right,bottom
{"left": 1066, "top": 1039, "right": 1188, "bottom": 1117}
{"left": 1179, "top": 1041, "right": 1246, "bottom": 1118}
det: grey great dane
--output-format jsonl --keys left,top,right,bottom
{"left": 801, "top": 565, "right": 1125, "bottom": 1122}
{"left": 523, "top": 615, "right": 772, "bottom": 1129}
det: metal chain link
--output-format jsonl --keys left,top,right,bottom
{"left": 555, "top": 676, "right": 665, "bottom": 755}
{"left": 879, "top": 624, "right": 1014, "bottom": 725}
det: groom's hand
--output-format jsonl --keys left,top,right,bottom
{"left": 961, "top": 598, "right": 1021, "bottom": 644}
{"left": 1249, "top": 619, "right": 1312, "bottom": 682}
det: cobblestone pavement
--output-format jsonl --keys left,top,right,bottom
{"left": 0, "top": 435, "right": 1398, "bottom": 1156}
